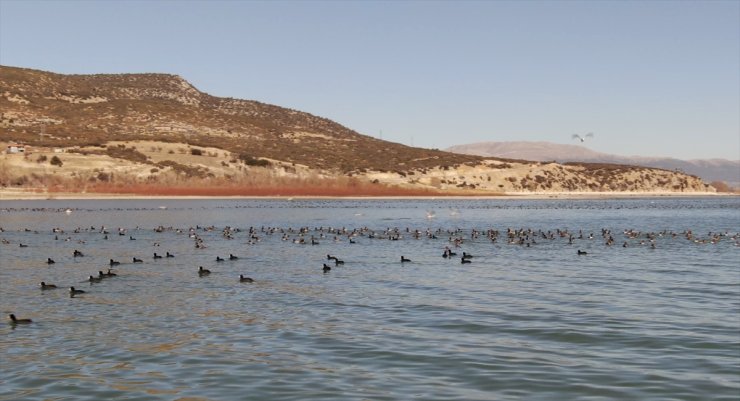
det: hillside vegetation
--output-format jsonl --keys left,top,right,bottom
{"left": 447, "top": 141, "right": 739, "bottom": 189}
{"left": 0, "top": 66, "right": 715, "bottom": 195}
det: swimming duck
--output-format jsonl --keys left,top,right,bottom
{"left": 153, "top": 253, "right": 162, "bottom": 259}
{"left": 40, "top": 282, "right": 57, "bottom": 290}
{"left": 239, "top": 274, "right": 254, "bottom": 283}
{"left": 109, "top": 259, "right": 120, "bottom": 266}
{"left": 198, "top": 266, "right": 211, "bottom": 276}
{"left": 229, "top": 254, "right": 239, "bottom": 260}
{"left": 70, "top": 287, "right": 85, "bottom": 295}
{"left": 73, "top": 250, "right": 84, "bottom": 257}
{"left": 323, "top": 264, "right": 332, "bottom": 273}
{"left": 401, "top": 256, "right": 411, "bottom": 263}
{"left": 577, "top": 250, "right": 588, "bottom": 255}
{"left": 133, "top": 257, "right": 143, "bottom": 263}
{"left": 8, "top": 314, "right": 32, "bottom": 324}
{"left": 166, "top": 252, "right": 174, "bottom": 258}
{"left": 47, "top": 258, "right": 55, "bottom": 264}
{"left": 461, "top": 257, "right": 472, "bottom": 264}
{"left": 216, "top": 256, "right": 225, "bottom": 262}
{"left": 334, "top": 259, "right": 344, "bottom": 265}
{"left": 89, "top": 275, "right": 103, "bottom": 283}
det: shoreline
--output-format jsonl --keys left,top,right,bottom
{"left": 0, "top": 188, "right": 731, "bottom": 201}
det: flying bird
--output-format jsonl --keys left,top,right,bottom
{"left": 572, "top": 132, "right": 594, "bottom": 142}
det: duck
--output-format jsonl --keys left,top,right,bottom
{"left": 153, "top": 253, "right": 163, "bottom": 259}
{"left": 166, "top": 252, "right": 175, "bottom": 258}
{"left": 19, "top": 243, "right": 28, "bottom": 248}
{"left": 327, "top": 254, "right": 338, "bottom": 261}
{"left": 462, "top": 252, "right": 473, "bottom": 260}
{"left": 73, "top": 250, "right": 84, "bottom": 257}
{"left": 323, "top": 263, "right": 332, "bottom": 273}
{"left": 40, "top": 282, "right": 58, "bottom": 290}
{"left": 577, "top": 250, "right": 588, "bottom": 255}
{"left": 8, "top": 314, "right": 32, "bottom": 324}
{"left": 239, "top": 274, "right": 254, "bottom": 283}
{"left": 70, "top": 287, "right": 85, "bottom": 295}
{"left": 89, "top": 275, "right": 103, "bottom": 283}
{"left": 334, "top": 259, "right": 345, "bottom": 265}
{"left": 401, "top": 256, "right": 411, "bottom": 263}
{"left": 229, "top": 254, "right": 239, "bottom": 260}
{"left": 198, "top": 266, "right": 211, "bottom": 276}
{"left": 47, "top": 258, "right": 55, "bottom": 264}
{"left": 133, "top": 257, "right": 143, "bottom": 263}
{"left": 216, "top": 256, "right": 225, "bottom": 262}
{"left": 109, "top": 259, "right": 120, "bottom": 266}
{"left": 461, "top": 257, "right": 472, "bottom": 264}
{"left": 99, "top": 270, "right": 117, "bottom": 278}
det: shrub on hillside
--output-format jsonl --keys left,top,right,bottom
{"left": 105, "top": 145, "right": 148, "bottom": 163}
{"left": 50, "top": 155, "right": 63, "bottom": 167}
{"left": 238, "top": 153, "right": 270, "bottom": 167}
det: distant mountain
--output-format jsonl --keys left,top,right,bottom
{"left": 447, "top": 141, "right": 740, "bottom": 187}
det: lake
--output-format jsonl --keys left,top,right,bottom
{"left": 1, "top": 197, "right": 738, "bottom": 400}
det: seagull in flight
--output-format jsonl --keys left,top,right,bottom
{"left": 572, "top": 132, "right": 594, "bottom": 142}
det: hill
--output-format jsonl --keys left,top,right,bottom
{"left": 0, "top": 66, "right": 715, "bottom": 196}
{"left": 0, "top": 65, "right": 480, "bottom": 174}
{"left": 447, "top": 141, "right": 739, "bottom": 188}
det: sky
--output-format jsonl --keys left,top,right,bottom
{"left": 0, "top": 0, "right": 738, "bottom": 160}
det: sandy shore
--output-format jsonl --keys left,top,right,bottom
{"left": 0, "top": 188, "right": 729, "bottom": 201}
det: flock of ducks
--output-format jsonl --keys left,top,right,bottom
{"left": 4, "top": 223, "right": 738, "bottom": 325}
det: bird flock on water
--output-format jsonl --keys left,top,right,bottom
{"left": 4, "top": 220, "right": 738, "bottom": 325}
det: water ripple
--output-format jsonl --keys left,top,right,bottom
{"left": 1, "top": 198, "right": 738, "bottom": 400}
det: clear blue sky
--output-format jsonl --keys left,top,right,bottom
{"left": 1, "top": 0, "right": 738, "bottom": 160}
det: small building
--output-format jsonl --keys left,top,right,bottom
{"left": 6, "top": 144, "right": 27, "bottom": 154}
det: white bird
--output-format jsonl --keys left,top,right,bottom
{"left": 572, "top": 132, "right": 594, "bottom": 142}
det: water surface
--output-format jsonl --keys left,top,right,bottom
{"left": 1, "top": 198, "right": 738, "bottom": 400}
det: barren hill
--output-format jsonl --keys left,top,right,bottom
{"left": 0, "top": 65, "right": 478, "bottom": 173}
{"left": 0, "top": 66, "right": 715, "bottom": 196}
{"left": 447, "top": 141, "right": 740, "bottom": 188}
